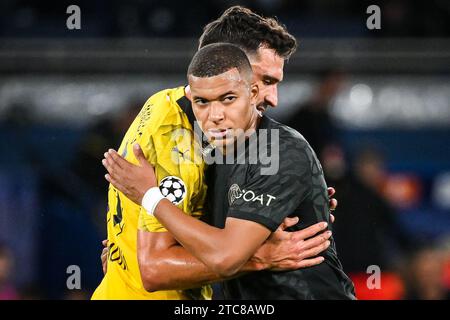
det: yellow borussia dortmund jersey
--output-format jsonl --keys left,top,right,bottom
{"left": 91, "top": 86, "right": 211, "bottom": 300}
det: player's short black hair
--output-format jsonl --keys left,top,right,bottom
{"left": 199, "top": 6, "right": 297, "bottom": 59}
{"left": 187, "top": 43, "right": 252, "bottom": 81}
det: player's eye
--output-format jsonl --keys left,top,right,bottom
{"left": 194, "top": 98, "right": 208, "bottom": 105}
{"left": 222, "top": 96, "right": 237, "bottom": 103}
{"left": 262, "top": 77, "right": 280, "bottom": 86}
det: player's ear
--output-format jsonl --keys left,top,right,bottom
{"left": 185, "top": 85, "right": 192, "bottom": 101}
{"left": 250, "top": 83, "right": 259, "bottom": 105}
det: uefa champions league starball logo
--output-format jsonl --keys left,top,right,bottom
{"left": 159, "top": 176, "right": 187, "bottom": 205}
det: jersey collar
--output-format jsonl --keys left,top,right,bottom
{"left": 176, "top": 93, "right": 216, "bottom": 158}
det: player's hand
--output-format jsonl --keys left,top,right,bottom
{"left": 328, "top": 187, "right": 337, "bottom": 223}
{"left": 101, "top": 239, "right": 109, "bottom": 275}
{"left": 250, "top": 217, "right": 331, "bottom": 271}
{"left": 102, "top": 143, "right": 157, "bottom": 205}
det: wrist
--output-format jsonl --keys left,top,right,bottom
{"left": 141, "top": 187, "right": 164, "bottom": 216}
{"left": 247, "top": 252, "right": 270, "bottom": 271}
{"left": 245, "top": 259, "right": 267, "bottom": 272}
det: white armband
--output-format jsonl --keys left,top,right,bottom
{"left": 141, "top": 187, "right": 165, "bottom": 216}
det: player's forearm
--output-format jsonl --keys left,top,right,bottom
{"left": 139, "top": 244, "right": 262, "bottom": 292}
{"left": 139, "top": 245, "right": 219, "bottom": 292}
{"left": 153, "top": 199, "right": 254, "bottom": 277}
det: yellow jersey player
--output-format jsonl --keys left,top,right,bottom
{"left": 92, "top": 86, "right": 212, "bottom": 299}
{"left": 93, "top": 6, "right": 338, "bottom": 300}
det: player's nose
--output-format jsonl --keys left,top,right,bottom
{"left": 265, "top": 86, "right": 278, "bottom": 108}
{"left": 208, "top": 102, "right": 225, "bottom": 122}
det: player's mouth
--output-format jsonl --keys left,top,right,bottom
{"left": 207, "top": 128, "right": 231, "bottom": 139}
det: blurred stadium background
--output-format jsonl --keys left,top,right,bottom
{"left": 0, "top": 0, "right": 449, "bottom": 300}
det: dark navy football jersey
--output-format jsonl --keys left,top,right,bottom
{"left": 206, "top": 116, "right": 356, "bottom": 300}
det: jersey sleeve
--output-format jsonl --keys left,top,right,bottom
{"left": 139, "top": 207, "right": 167, "bottom": 232}
{"left": 115, "top": 94, "right": 167, "bottom": 233}
{"left": 133, "top": 90, "right": 206, "bottom": 232}
{"left": 227, "top": 141, "right": 313, "bottom": 232}
{"left": 122, "top": 118, "right": 163, "bottom": 232}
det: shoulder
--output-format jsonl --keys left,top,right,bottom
{"left": 263, "top": 116, "right": 314, "bottom": 162}
{"left": 241, "top": 117, "right": 314, "bottom": 178}
{"left": 138, "top": 86, "right": 187, "bottom": 128}
{"left": 267, "top": 117, "right": 307, "bottom": 143}
{"left": 144, "top": 87, "right": 184, "bottom": 115}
